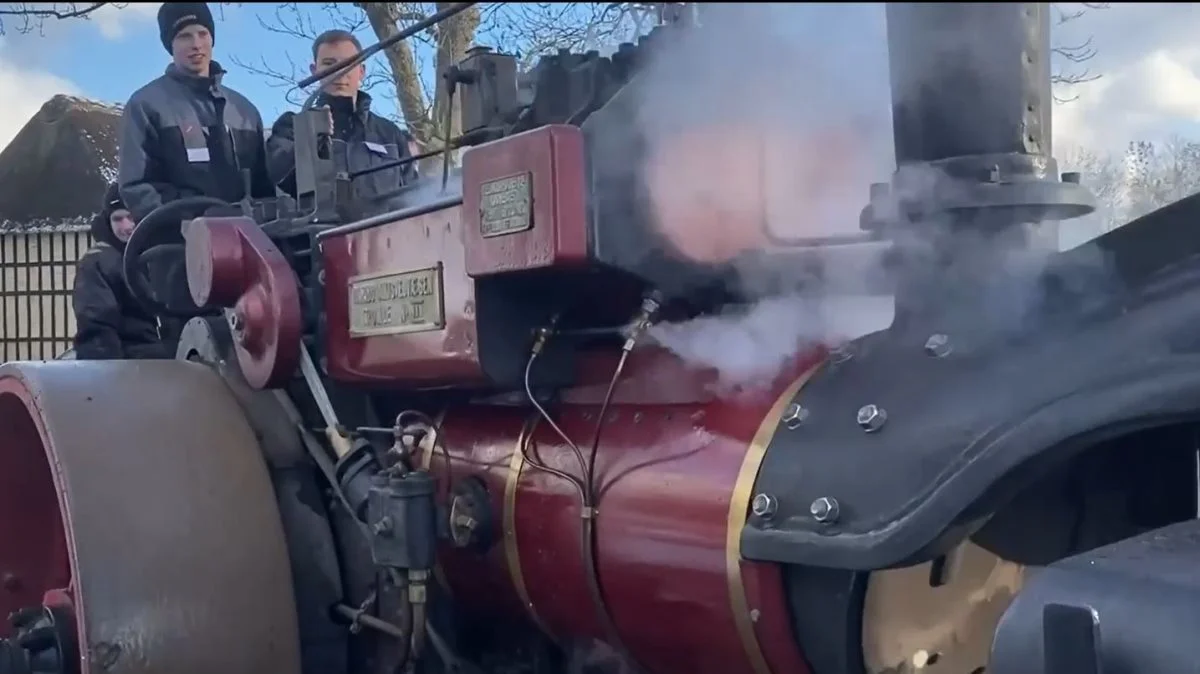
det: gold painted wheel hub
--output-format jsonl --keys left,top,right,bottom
{"left": 862, "top": 540, "right": 1026, "bottom": 674}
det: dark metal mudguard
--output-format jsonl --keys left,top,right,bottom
{"left": 741, "top": 192, "right": 1200, "bottom": 570}
{"left": 990, "top": 519, "right": 1200, "bottom": 674}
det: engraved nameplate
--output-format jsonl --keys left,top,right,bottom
{"left": 479, "top": 172, "right": 532, "bottom": 238}
{"left": 348, "top": 265, "right": 444, "bottom": 338}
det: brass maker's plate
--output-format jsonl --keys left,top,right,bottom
{"left": 480, "top": 172, "right": 533, "bottom": 238}
{"left": 348, "top": 265, "right": 445, "bottom": 338}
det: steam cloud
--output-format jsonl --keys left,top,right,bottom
{"left": 624, "top": 3, "right": 898, "bottom": 389}
{"left": 611, "top": 3, "right": 1112, "bottom": 391}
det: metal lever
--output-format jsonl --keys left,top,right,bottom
{"left": 298, "top": 346, "right": 353, "bottom": 458}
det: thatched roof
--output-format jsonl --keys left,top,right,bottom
{"left": 0, "top": 95, "right": 121, "bottom": 233}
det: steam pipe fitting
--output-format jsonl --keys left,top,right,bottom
{"left": 622, "top": 291, "right": 663, "bottom": 352}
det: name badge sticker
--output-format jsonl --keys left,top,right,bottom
{"left": 364, "top": 141, "right": 389, "bottom": 156}
{"left": 186, "top": 147, "right": 211, "bottom": 163}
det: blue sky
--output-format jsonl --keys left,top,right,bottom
{"left": 2, "top": 3, "right": 1200, "bottom": 163}
{"left": 0, "top": 2, "right": 658, "bottom": 131}
{"left": 1, "top": 2, "right": 1199, "bottom": 253}
{"left": 1, "top": 3, "right": 410, "bottom": 125}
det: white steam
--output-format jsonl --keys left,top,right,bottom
{"left": 628, "top": 4, "right": 898, "bottom": 388}
{"left": 650, "top": 293, "right": 894, "bottom": 390}
{"left": 624, "top": 3, "right": 1108, "bottom": 388}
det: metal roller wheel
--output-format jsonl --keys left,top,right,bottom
{"left": 0, "top": 360, "right": 301, "bottom": 674}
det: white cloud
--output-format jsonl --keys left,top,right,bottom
{"left": 89, "top": 2, "right": 161, "bottom": 41}
{"left": 0, "top": 57, "right": 80, "bottom": 150}
{"left": 1053, "top": 4, "right": 1200, "bottom": 157}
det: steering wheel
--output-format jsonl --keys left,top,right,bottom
{"left": 122, "top": 196, "right": 233, "bottom": 318}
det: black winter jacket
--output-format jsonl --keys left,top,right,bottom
{"left": 72, "top": 191, "right": 170, "bottom": 360}
{"left": 266, "top": 91, "right": 416, "bottom": 203}
{"left": 118, "top": 62, "right": 275, "bottom": 222}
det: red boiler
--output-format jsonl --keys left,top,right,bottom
{"left": 415, "top": 349, "right": 826, "bottom": 674}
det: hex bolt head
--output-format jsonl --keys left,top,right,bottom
{"left": 829, "top": 342, "right": 854, "bottom": 365}
{"left": 751, "top": 493, "right": 778, "bottom": 519}
{"left": 781, "top": 403, "right": 810, "bottom": 430}
{"left": 856, "top": 404, "right": 887, "bottom": 433}
{"left": 924, "top": 333, "right": 952, "bottom": 358}
{"left": 810, "top": 496, "right": 840, "bottom": 523}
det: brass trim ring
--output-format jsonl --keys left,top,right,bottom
{"left": 726, "top": 364, "right": 823, "bottom": 674}
{"left": 503, "top": 414, "right": 553, "bottom": 635}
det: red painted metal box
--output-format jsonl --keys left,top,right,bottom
{"left": 461, "top": 124, "right": 589, "bottom": 277}
{"left": 319, "top": 200, "right": 487, "bottom": 388}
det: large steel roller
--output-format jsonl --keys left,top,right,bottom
{"left": 0, "top": 360, "right": 300, "bottom": 674}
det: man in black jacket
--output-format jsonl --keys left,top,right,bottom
{"left": 266, "top": 29, "right": 417, "bottom": 203}
{"left": 118, "top": 2, "right": 275, "bottom": 222}
{"left": 72, "top": 184, "right": 170, "bottom": 360}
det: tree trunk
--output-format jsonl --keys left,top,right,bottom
{"left": 357, "top": 2, "right": 479, "bottom": 176}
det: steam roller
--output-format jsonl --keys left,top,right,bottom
{"left": 7, "top": 3, "right": 1200, "bottom": 674}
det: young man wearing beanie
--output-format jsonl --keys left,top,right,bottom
{"left": 72, "top": 183, "right": 171, "bottom": 360}
{"left": 117, "top": 2, "right": 275, "bottom": 223}
{"left": 266, "top": 28, "right": 417, "bottom": 205}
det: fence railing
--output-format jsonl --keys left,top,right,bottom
{"left": 0, "top": 229, "right": 93, "bottom": 362}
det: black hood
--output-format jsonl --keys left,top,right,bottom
{"left": 90, "top": 182, "right": 126, "bottom": 249}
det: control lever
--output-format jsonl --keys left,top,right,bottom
{"left": 298, "top": 345, "right": 353, "bottom": 458}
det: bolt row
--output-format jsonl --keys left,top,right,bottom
{"left": 752, "top": 334, "right": 953, "bottom": 526}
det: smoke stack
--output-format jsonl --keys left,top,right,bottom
{"left": 868, "top": 3, "right": 1097, "bottom": 338}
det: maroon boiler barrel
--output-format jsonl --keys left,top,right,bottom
{"left": 415, "top": 348, "right": 826, "bottom": 674}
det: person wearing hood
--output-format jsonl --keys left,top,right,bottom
{"left": 72, "top": 184, "right": 169, "bottom": 360}
{"left": 266, "top": 29, "right": 417, "bottom": 203}
{"left": 117, "top": 2, "right": 275, "bottom": 223}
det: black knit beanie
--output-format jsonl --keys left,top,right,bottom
{"left": 102, "top": 182, "right": 123, "bottom": 214}
{"left": 158, "top": 2, "right": 215, "bottom": 54}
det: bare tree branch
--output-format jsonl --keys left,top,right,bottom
{"left": 0, "top": 2, "right": 113, "bottom": 35}
{"left": 1050, "top": 2, "right": 1109, "bottom": 104}
{"left": 1061, "top": 136, "right": 1200, "bottom": 239}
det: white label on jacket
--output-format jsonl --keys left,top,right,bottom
{"left": 364, "top": 141, "right": 389, "bottom": 156}
{"left": 187, "top": 147, "right": 210, "bottom": 163}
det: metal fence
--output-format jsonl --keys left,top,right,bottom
{"left": 0, "top": 229, "right": 93, "bottom": 361}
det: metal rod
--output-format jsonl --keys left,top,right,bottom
{"left": 332, "top": 604, "right": 407, "bottom": 639}
{"left": 348, "top": 148, "right": 442, "bottom": 180}
{"left": 297, "top": 3, "right": 476, "bottom": 89}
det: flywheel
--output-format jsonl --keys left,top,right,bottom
{"left": 0, "top": 360, "right": 301, "bottom": 674}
